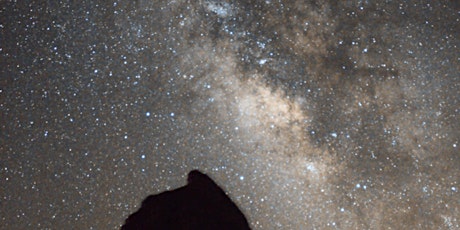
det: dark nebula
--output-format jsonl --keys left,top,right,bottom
{"left": 1, "top": 0, "right": 459, "bottom": 229}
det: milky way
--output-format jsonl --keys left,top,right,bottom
{"left": 1, "top": 1, "right": 459, "bottom": 229}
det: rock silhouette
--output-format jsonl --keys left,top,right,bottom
{"left": 121, "top": 170, "right": 251, "bottom": 230}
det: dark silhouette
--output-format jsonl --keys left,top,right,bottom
{"left": 121, "top": 170, "right": 251, "bottom": 230}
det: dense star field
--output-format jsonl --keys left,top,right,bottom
{"left": 1, "top": 1, "right": 459, "bottom": 229}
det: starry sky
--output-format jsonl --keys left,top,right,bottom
{"left": 1, "top": 0, "right": 459, "bottom": 229}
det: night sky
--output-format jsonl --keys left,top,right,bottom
{"left": 1, "top": 1, "right": 459, "bottom": 229}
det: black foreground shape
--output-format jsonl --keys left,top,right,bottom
{"left": 121, "top": 170, "right": 251, "bottom": 230}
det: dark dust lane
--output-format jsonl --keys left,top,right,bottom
{"left": 1, "top": 1, "right": 459, "bottom": 229}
